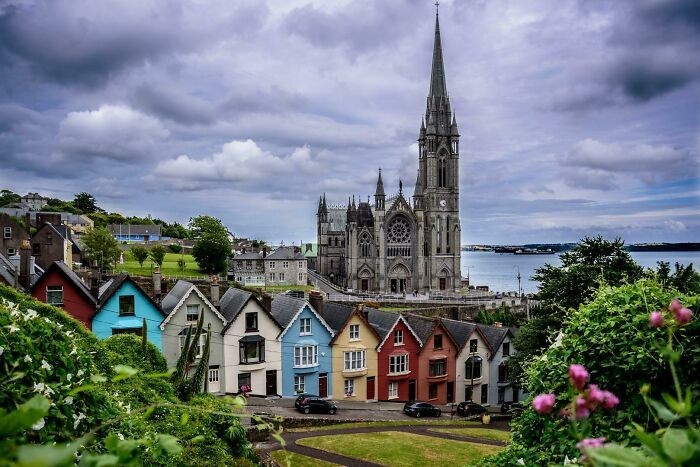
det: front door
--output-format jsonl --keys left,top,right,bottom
{"left": 390, "top": 279, "right": 397, "bottom": 293}
{"left": 399, "top": 279, "right": 406, "bottom": 292}
{"left": 208, "top": 367, "right": 220, "bottom": 393}
{"left": 408, "top": 379, "right": 417, "bottom": 401}
{"left": 513, "top": 386, "right": 519, "bottom": 403}
{"left": 265, "top": 370, "right": 277, "bottom": 396}
{"left": 366, "top": 377, "right": 375, "bottom": 400}
{"left": 439, "top": 278, "right": 446, "bottom": 290}
{"left": 318, "top": 374, "right": 328, "bottom": 398}
{"left": 447, "top": 382, "right": 454, "bottom": 403}
{"left": 361, "top": 279, "right": 368, "bottom": 291}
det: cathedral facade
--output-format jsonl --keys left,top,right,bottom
{"left": 316, "top": 11, "right": 461, "bottom": 294}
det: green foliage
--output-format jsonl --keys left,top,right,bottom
{"left": 129, "top": 246, "right": 149, "bottom": 267}
{"left": 654, "top": 261, "right": 700, "bottom": 295}
{"left": 475, "top": 304, "right": 522, "bottom": 327}
{"left": 73, "top": 192, "right": 102, "bottom": 214}
{"left": 103, "top": 334, "right": 167, "bottom": 374}
{"left": 533, "top": 236, "right": 643, "bottom": 310}
{"left": 0, "top": 189, "right": 21, "bottom": 208}
{"left": 171, "top": 311, "right": 211, "bottom": 402}
{"left": 177, "top": 259, "right": 187, "bottom": 272}
{"left": 149, "top": 245, "right": 167, "bottom": 267}
{"left": 168, "top": 243, "right": 183, "bottom": 254}
{"left": 82, "top": 227, "right": 121, "bottom": 269}
{"left": 189, "top": 216, "right": 231, "bottom": 274}
{"left": 476, "top": 280, "right": 699, "bottom": 466}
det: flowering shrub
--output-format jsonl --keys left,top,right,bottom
{"left": 473, "top": 279, "right": 699, "bottom": 466}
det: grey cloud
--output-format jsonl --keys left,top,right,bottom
{"left": 132, "top": 84, "right": 216, "bottom": 125}
{"left": 0, "top": 103, "right": 40, "bottom": 132}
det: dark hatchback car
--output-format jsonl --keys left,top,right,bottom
{"left": 296, "top": 396, "right": 338, "bottom": 415}
{"left": 456, "top": 401, "right": 487, "bottom": 417}
{"left": 294, "top": 393, "right": 316, "bottom": 409}
{"left": 403, "top": 401, "right": 441, "bottom": 418}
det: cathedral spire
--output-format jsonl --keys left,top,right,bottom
{"left": 429, "top": 6, "right": 447, "bottom": 99}
{"left": 374, "top": 168, "right": 385, "bottom": 196}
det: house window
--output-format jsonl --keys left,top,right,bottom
{"left": 428, "top": 383, "right": 438, "bottom": 400}
{"left": 279, "top": 272, "right": 285, "bottom": 281}
{"left": 294, "top": 375, "right": 305, "bottom": 393}
{"left": 344, "top": 350, "right": 366, "bottom": 370}
{"left": 394, "top": 329, "right": 404, "bottom": 345}
{"left": 429, "top": 358, "right": 446, "bottom": 377}
{"left": 498, "top": 387, "right": 505, "bottom": 404}
{"left": 180, "top": 334, "right": 206, "bottom": 358}
{"left": 46, "top": 285, "right": 63, "bottom": 306}
{"left": 344, "top": 379, "right": 355, "bottom": 396}
{"left": 238, "top": 373, "right": 251, "bottom": 392}
{"left": 186, "top": 304, "right": 199, "bottom": 323}
{"left": 433, "top": 334, "right": 443, "bottom": 349}
{"left": 32, "top": 243, "right": 40, "bottom": 255}
{"left": 388, "top": 381, "right": 398, "bottom": 399}
{"left": 465, "top": 356, "right": 483, "bottom": 380}
{"left": 245, "top": 312, "right": 258, "bottom": 331}
{"left": 112, "top": 327, "right": 142, "bottom": 336}
{"left": 299, "top": 318, "right": 311, "bottom": 335}
{"left": 499, "top": 362, "right": 509, "bottom": 382}
{"left": 269, "top": 261, "right": 275, "bottom": 269}
{"left": 269, "top": 273, "right": 275, "bottom": 281}
{"left": 7, "top": 248, "right": 15, "bottom": 256}
{"left": 246, "top": 260, "right": 252, "bottom": 269}
{"left": 3, "top": 227, "right": 10, "bottom": 238}
{"left": 349, "top": 324, "right": 360, "bottom": 340}
{"left": 469, "top": 339, "right": 478, "bottom": 353}
{"left": 282, "top": 261, "right": 289, "bottom": 268}
{"left": 294, "top": 345, "right": 318, "bottom": 367}
{"left": 481, "top": 384, "right": 489, "bottom": 404}
{"left": 239, "top": 339, "right": 265, "bottom": 364}
{"left": 502, "top": 342, "right": 510, "bottom": 357}
{"left": 119, "top": 295, "right": 135, "bottom": 315}
{"left": 298, "top": 272, "right": 303, "bottom": 281}
{"left": 208, "top": 368, "right": 219, "bottom": 384}
{"left": 389, "top": 354, "right": 408, "bottom": 374}
{"left": 298, "top": 261, "right": 304, "bottom": 269}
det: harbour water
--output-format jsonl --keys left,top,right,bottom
{"left": 461, "top": 250, "right": 700, "bottom": 294}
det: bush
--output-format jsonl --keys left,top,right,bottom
{"left": 169, "top": 244, "right": 183, "bottom": 254}
{"left": 103, "top": 334, "right": 168, "bottom": 373}
{"left": 476, "top": 279, "right": 699, "bottom": 466}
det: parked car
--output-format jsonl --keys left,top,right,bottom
{"left": 501, "top": 401, "right": 525, "bottom": 415}
{"left": 403, "top": 401, "right": 441, "bottom": 418}
{"left": 456, "top": 401, "right": 487, "bottom": 417}
{"left": 295, "top": 393, "right": 316, "bottom": 409}
{"left": 284, "top": 290, "right": 305, "bottom": 298}
{"left": 296, "top": 396, "right": 337, "bottom": 415}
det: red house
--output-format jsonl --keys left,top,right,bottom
{"left": 406, "top": 314, "right": 459, "bottom": 405}
{"left": 31, "top": 261, "right": 97, "bottom": 329}
{"left": 370, "top": 310, "right": 423, "bottom": 402}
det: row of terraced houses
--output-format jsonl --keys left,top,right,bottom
{"left": 15, "top": 259, "right": 521, "bottom": 407}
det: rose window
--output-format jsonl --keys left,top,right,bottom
{"left": 388, "top": 218, "right": 411, "bottom": 244}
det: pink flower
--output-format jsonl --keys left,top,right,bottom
{"left": 575, "top": 396, "right": 590, "bottom": 419}
{"left": 586, "top": 384, "right": 605, "bottom": 410}
{"left": 532, "top": 393, "right": 556, "bottom": 414}
{"left": 674, "top": 307, "right": 693, "bottom": 326}
{"left": 577, "top": 437, "right": 606, "bottom": 451}
{"left": 669, "top": 299, "right": 682, "bottom": 314}
{"left": 649, "top": 311, "right": 664, "bottom": 328}
{"left": 568, "top": 364, "right": 589, "bottom": 390}
{"left": 601, "top": 390, "right": 619, "bottom": 409}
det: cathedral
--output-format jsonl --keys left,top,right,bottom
{"left": 316, "top": 9, "right": 461, "bottom": 294}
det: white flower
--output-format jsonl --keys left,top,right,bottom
{"left": 33, "top": 382, "right": 46, "bottom": 393}
{"left": 66, "top": 373, "right": 73, "bottom": 381}
{"left": 77, "top": 369, "right": 84, "bottom": 377}
{"left": 70, "top": 347, "right": 77, "bottom": 356}
{"left": 56, "top": 323, "right": 63, "bottom": 329}
{"left": 72, "top": 412, "right": 86, "bottom": 429}
{"left": 64, "top": 396, "right": 74, "bottom": 405}
{"left": 31, "top": 418, "right": 46, "bottom": 430}
{"left": 44, "top": 385, "right": 55, "bottom": 396}
{"left": 517, "top": 459, "right": 525, "bottom": 466}
{"left": 65, "top": 331, "right": 74, "bottom": 338}
{"left": 0, "top": 346, "right": 4, "bottom": 356}
{"left": 41, "top": 360, "right": 52, "bottom": 371}
{"left": 10, "top": 308, "right": 21, "bottom": 317}
{"left": 7, "top": 324, "right": 19, "bottom": 333}
{"left": 24, "top": 355, "right": 32, "bottom": 363}
{"left": 24, "top": 309, "right": 38, "bottom": 321}
{"left": 44, "top": 317, "right": 51, "bottom": 323}
{"left": 117, "top": 433, "right": 125, "bottom": 441}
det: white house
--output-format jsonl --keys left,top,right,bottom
{"left": 478, "top": 324, "right": 521, "bottom": 406}
{"left": 443, "top": 318, "right": 494, "bottom": 405}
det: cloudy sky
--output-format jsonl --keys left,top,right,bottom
{"left": 0, "top": 0, "right": 698, "bottom": 245}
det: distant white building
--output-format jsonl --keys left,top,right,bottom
{"left": 20, "top": 193, "right": 47, "bottom": 211}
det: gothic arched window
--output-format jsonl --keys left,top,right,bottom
{"left": 436, "top": 216, "right": 442, "bottom": 254}
{"left": 438, "top": 158, "right": 447, "bottom": 187}
{"left": 359, "top": 232, "right": 372, "bottom": 257}
{"left": 387, "top": 216, "right": 411, "bottom": 257}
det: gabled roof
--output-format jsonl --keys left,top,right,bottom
{"left": 233, "top": 252, "right": 263, "bottom": 260}
{"left": 97, "top": 273, "right": 165, "bottom": 316}
{"left": 329, "top": 307, "right": 382, "bottom": 345}
{"left": 476, "top": 324, "right": 513, "bottom": 360}
{"left": 375, "top": 313, "right": 423, "bottom": 352}
{"left": 320, "top": 302, "right": 355, "bottom": 332}
{"left": 404, "top": 314, "right": 459, "bottom": 351}
{"left": 33, "top": 222, "right": 69, "bottom": 241}
{"left": 0, "top": 252, "right": 43, "bottom": 291}
{"left": 267, "top": 247, "right": 305, "bottom": 261}
{"left": 441, "top": 317, "right": 494, "bottom": 354}
{"left": 31, "top": 261, "right": 96, "bottom": 305}
{"left": 159, "top": 280, "right": 226, "bottom": 330}
{"left": 219, "top": 287, "right": 281, "bottom": 334}
{"left": 366, "top": 308, "right": 398, "bottom": 343}
{"left": 271, "top": 294, "right": 334, "bottom": 339}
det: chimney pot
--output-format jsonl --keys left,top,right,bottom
{"left": 210, "top": 275, "right": 220, "bottom": 307}
{"left": 19, "top": 240, "right": 31, "bottom": 288}
{"left": 308, "top": 290, "right": 324, "bottom": 316}
{"left": 153, "top": 268, "right": 162, "bottom": 300}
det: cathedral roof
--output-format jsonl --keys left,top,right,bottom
{"left": 327, "top": 208, "right": 347, "bottom": 231}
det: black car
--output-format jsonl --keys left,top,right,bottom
{"left": 501, "top": 401, "right": 525, "bottom": 415}
{"left": 456, "top": 401, "right": 487, "bottom": 417}
{"left": 403, "top": 401, "right": 441, "bottom": 418}
{"left": 294, "top": 393, "right": 316, "bottom": 409}
{"left": 284, "top": 290, "right": 305, "bottom": 298}
{"left": 296, "top": 396, "right": 337, "bottom": 415}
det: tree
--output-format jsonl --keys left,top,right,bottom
{"left": 73, "top": 192, "right": 102, "bottom": 214}
{"left": 130, "top": 245, "right": 149, "bottom": 267}
{"left": 82, "top": 227, "right": 120, "bottom": 269}
{"left": 189, "top": 216, "right": 231, "bottom": 274}
{"left": 149, "top": 245, "right": 167, "bottom": 267}
{"left": 654, "top": 261, "right": 700, "bottom": 294}
{"left": 0, "top": 189, "right": 20, "bottom": 207}
{"left": 532, "top": 236, "right": 643, "bottom": 310}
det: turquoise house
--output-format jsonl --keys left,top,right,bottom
{"left": 271, "top": 295, "right": 334, "bottom": 398}
{"left": 93, "top": 274, "right": 165, "bottom": 350}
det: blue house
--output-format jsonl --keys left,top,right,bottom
{"left": 106, "top": 224, "right": 162, "bottom": 243}
{"left": 93, "top": 274, "right": 165, "bottom": 349}
{"left": 271, "top": 294, "right": 334, "bottom": 398}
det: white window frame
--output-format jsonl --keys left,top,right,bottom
{"left": 344, "top": 378, "right": 355, "bottom": 396}
{"left": 180, "top": 334, "right": 206, "bottom": 359}
{"left": 298, "top": 261, "right": 305, "bottom": 269}
{"left": 46, "top": 285, "right": 63, "bottom": 306}
{"left": 394, "top": 329, "right": 404, "bottom": 345}
{"left": 282, "top": 261, "right": 289, "bottom": 269}
{"left": 185, "top": 304, "right": 199, "bottom": 323}
{"left": 208, "top": 368, "right": 219, "bottom": 383}
{"left": 3, "top": 226, "right": 11, "bottom": 239}
{"left": 298, "top": 272, "right": 303, "bottom": 281}
{"left": 299, "top": 317, "right": 311, "bottom": 335}
{"left": 344, "top": 350, "right": 366, "bottom": 371}
{"left": 7, "top": 248, "right": 15, "bottom": 256}
{"left": 389, "top": 354, "right": 409, "bottom": 375}
{"left": 294, "top": 345, "right": 318, "bottom": 367}
{"left": 294, "top": 375, "right": 305, "bottom": 393}
{"left": 349, "top": 324, "right": 360, "bottom": 341}
{"left": 388, "top": 381, "right": 398, "bottom": 399}
{"left": 279, "top": 272, "right": 285, "bottom": 281}
{"left": 269, "top": 261, "right": 275, "bottom": 269}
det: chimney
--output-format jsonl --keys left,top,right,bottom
{"left": 90, "top": 262, "right": 100, "bottom": 299}
{"left": 357, "top": 303, "right": 368, "bottom": 321}
{"left": 210, "top": 275, "right": 220, "bottom": 307}
{"left": 261, "top": 293, "right": 272, "bottom": 314}
{"left": 19, "top": 240, "right": 31, "bottom": 288}
{"left": 153, "top": 266, "right": 162, "bottom": 301}
{"left": 308, "top": 290, "right": 324, "bottom": 316}
{"left": 262, "top": 248, "right": 267, "bottom": 258}
{"left": 493, "top": 321, "right": 503, "bottom": 328}
{"left": 24, "top": 212, "right": 31, "bottom": 233}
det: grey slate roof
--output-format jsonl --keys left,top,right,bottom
{"left": 320, "top": 302, "right": 355, "bottom": 332}
{"left": 267, "top": 247, "right": 305, "bottom": 261}
{"left": 0, "top": 253, "right": 15, "bottom": 286}
{"left": 404, "top": 314, "right": 436, "bottom": 344}
{"left": 366, "top": 308, "right": 400, "bottom": 343}
{"left": 476, "top": 324, "right": 511, "bottom": 359}
{"left": 33, "top": 261, "right": 97, "bottom": 305}
{"left": 160, "top": 280, "right": 194, "bottom": 315}
{"left": 270, "top": 294, "right": 307, "bottom": 329}
{"left": 219, "top": 287, "right": 254, "bottom": 323}
{"left": 441, "top": 318, "right": 477, "bottom": 351}
{"left": 234, "top": 252, "right": 263, "bottom": 260}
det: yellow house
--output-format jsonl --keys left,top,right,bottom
{"left": 330, "top": 307, "right": 381, "bottom": 401}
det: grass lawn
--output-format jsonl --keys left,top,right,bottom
{"left": 288, "top": 419, "right": 484, "bottom": 433}
{"left": 296, "top": 431, "right": 502, "bottom": 466}
{"left": 115, "top": 252, "right": 206, "bottom": 278}
{"left": 428, "top": 427, "right": 511, "bottom": 442}
{"left": 269, "top": 450, "right": 340, "bottom": 467}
